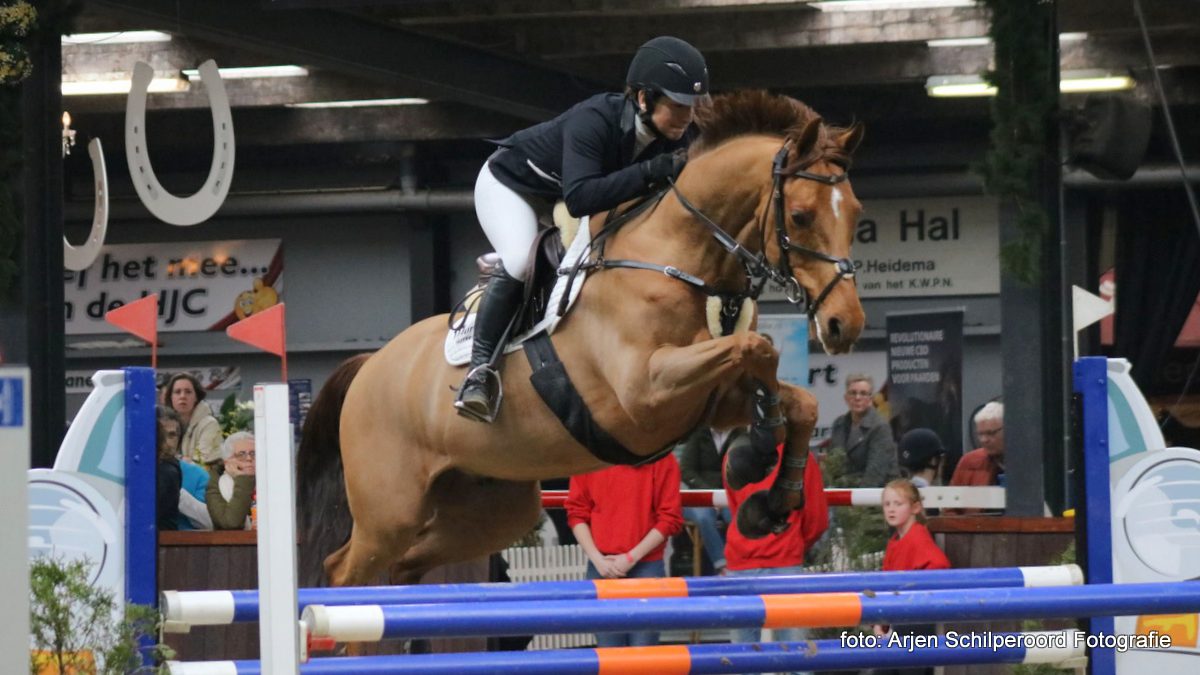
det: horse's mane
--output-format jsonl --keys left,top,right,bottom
{"left": 691, "top": 90, "right": 853, "bottom": 170}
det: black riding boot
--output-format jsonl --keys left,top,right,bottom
{"left": 455, "top": 269, "right": 524, "bottom": 423}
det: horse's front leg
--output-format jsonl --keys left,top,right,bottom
{"left": 730, "top": 383, "right": 819, "bottom": 540}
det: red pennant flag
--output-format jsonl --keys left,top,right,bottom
{"left": 105, "top": 294, "right": 160, "bottom": 368}
{"left": 227, "top": 303, "right": 288, "bottom": 380}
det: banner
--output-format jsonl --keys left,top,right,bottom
{"left": 761, "top": 195, "right": 999, "bottom": 299}
{"left": 63, "top": 239, "right": 283, "bottom": 334}
{"left": 886, "top": 310, "right": 964, "bottom": 468}
{"left": 288, "top": 379, "right": 313, "bottom": 444}
{"left": 66, "top": 367, "right": 242, "bottom": 395}
{"left": 756, "top": 314, "right": 809, "bottom": 389}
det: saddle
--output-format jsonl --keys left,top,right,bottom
{"left": 444, "top": 205, "right": 589, "bottom": 366}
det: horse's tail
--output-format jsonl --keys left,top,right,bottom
{"left": 296, "top": 352, "right": 372, "bottom": 588}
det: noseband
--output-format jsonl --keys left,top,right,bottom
{"left": 667, "top": 142, "right": 857, "bottom": 317}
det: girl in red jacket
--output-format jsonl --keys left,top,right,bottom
{"left": 875, "top": 477, "right": 951, "bottom": 675}
{"left": 566, "top": 455, "right": 684, "bottom": 647}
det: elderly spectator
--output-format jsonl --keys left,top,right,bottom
{"left": 826, "top": 373, "right": 899, "bottom": 488}
{"left": 950, "top": 402, "right": 1005, "bottom": 487}
{"left": 206, "top": 431, "right": 256, "bottom": 530}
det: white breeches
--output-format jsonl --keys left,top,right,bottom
{"left": 475, "top": 162, "right": 541, "bottom": 281}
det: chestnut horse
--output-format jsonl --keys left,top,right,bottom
{"left": 297, "top": 90, "right": 865, "bottom": 589}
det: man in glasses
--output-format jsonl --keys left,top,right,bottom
{"left": 950, "top": 401, "right": 1005, "bottom": 489}
{"left": 826, "top": 373, "right": 899, "bottom": 488}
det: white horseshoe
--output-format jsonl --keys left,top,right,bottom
{"left": 63, "top": 138, "right": 109, "bottom": 271}
{"left": 125, "top": 59, "right": 235, "bottom": 226}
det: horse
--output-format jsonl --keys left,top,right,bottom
{"left": 297, "top": 90, "right": 866, "bottom": 590}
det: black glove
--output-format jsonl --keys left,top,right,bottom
{"left": 640, "top": 149, "right": 687, "bottom": 186}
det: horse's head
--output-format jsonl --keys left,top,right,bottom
{"left": 770, "top": 116, "right": 865, "bottom": 354}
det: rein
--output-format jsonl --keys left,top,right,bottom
{"left": 587, "top": 141, "right": 857, "bottom": 318}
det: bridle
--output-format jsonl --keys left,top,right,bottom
{"left": 667, "top": 141, "right": 857, "bottom": 317}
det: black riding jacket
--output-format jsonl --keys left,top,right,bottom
{"left": 488, "top": 93, "right": 694, "bottom": 218}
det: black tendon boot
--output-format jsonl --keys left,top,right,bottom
{"left": 455, "top": 269, "right": 525, "bottom": 423}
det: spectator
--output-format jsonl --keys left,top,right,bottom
{"left": 674, "top": 425, "right": 745, "bottom": 574}
{"left": 723, "top": 442, "right": 828, "bottom": 675}
{"left": 162, "top": 373, "right": 222, "bottom": 465}
{"left": 826, "top": 373, "right": 899, "bottom": 488}
{"left": 157, "top": 406, "right": 212, "bottom": 530}
{"left": 874, "top": 478, "right": 951, "bottom": 675}
{"left": 949, "top": 402, "right": 1004, "bottom": 487}
{"left": 565, "top": 455, "right": 683, "bottom": 647}
{"left": 897, "top": 428, "right": 946, "bottom": 488}
{"left": 156, "top": 408, "right": 183, "bottom": 531}
{"left": 206, "top": 431, "right": 256, "bottom": 530}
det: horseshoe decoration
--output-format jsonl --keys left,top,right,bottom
{"left": 63, "top": 138, "right": 110, "bottom": 271}
{"left": 125, "top": 59, "right": 235, "bottom": 226}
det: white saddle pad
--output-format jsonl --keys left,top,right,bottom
{"left": 444, "top": 217, "right": 592, "bottom": 366}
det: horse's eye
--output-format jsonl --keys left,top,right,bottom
{"left": 791, "top": 210, "right": 814, "bottom": 228}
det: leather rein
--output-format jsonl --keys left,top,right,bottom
{"left": 588, "top": 141, "right": 857, "bottom": 317}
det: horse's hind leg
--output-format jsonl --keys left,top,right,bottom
{"left": 388, "top": 471, "right": 542, "bottom": 583}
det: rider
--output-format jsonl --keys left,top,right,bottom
{"left": 456, "top": 36, "right": 711, "bottom": 423}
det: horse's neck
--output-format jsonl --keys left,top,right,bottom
{"left": 629, "top": 137, "right": 776, "bottom": 285}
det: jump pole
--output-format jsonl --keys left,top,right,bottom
{"left": 167, "top": 630, "right": 1086, "bottom": 675}
{"left": 0, "top": 367, "right": 31, "bottom": 675}
{"left": 300, "top": 581, "right": 1200, "bottom": 642}
{"left": 161, "top": 564, "right": 1082, "bottom": 628}
{"left": 540, "top": 486, "right": 1006, "bottom": 510}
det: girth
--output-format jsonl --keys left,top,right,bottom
{"left": 524, "top": 332, "right": 675, "bottom": 467}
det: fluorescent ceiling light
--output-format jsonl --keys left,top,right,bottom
{"left": 182, "top": 65, "right": 309, "bottom": 80}
{"left": 286, "top": 98, "right": 429, "bottom": 108}
{"left": 62, "top": 31, "right": 172, "bottom": 45}
{"left": 62, "top": 77, "right": 189, "bottom": 96}
{"left": 1059, "top": 32, "right": 1088, "bottom": 42}
{"left": 814, "top": 0, "right": 975, "bottom": 11}
{"left": 926, "top": 70, "right": 1134, "bottom": 97}
{"left": 927, "top": 37, "right": 991, "bottom": 48}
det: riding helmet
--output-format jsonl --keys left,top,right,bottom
{"left": 626, "top": 36, "right": 709, "bottom": 106}
{"left": 898, "top": 428, "right": 946, "bottom": 472}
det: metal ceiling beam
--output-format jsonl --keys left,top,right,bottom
{"left": 86, "top": 0, "right": 604, "bottom": 121}
{"left": 375, "top": 0, "right": 818, "bottom": 24}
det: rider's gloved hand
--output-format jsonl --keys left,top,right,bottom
{"left": 640, "top": 149, "right": 687, "bottom": 186}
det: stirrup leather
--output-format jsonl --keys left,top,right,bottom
{"left": 454, "top": 364, "right": 505, "bottom": 423}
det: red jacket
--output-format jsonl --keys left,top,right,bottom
{"left": 565, "top": 455, "right": 683, "bottom": 562}
{"left": 883, "top": 522, "right": 951, "bottom": 571}
{"left": 949, "top": 448, "right": 1002, "bottom": 486}
{"left": 723, "top": 444, "right": 828, "bottom": 571}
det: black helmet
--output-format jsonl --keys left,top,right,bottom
{"left": 898, "top": 428, "right": 946, "bottom": 471}
{"left": 626, "top": 36, "right": 709, "bottom": 106}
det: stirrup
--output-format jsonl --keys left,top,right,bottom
{"left": 454, "top": 364, "right": 504, "bottom": 423}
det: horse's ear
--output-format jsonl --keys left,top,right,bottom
{"left": 837, "top": 122, "right": 865, "bottom": 155}
{"left": 794, "top": 117, "right": 823, "bottom": 158}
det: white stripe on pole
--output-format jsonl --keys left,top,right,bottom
{"left": 255, "top": 384, "right": 300, "bottom": 674}
{"left": 1020, "top": 564, "right": 1085, "bottom": 588}
{"left": 849, "top": 486, "right": 1006, "bottom": 508}
{"left": 166, "top": 661, "right": 240, "bottom": 675}
{"left": 161, "top": 590, "right": 236, "bottom": 628}
{"left": 0, "top": 367, "right": 29, "bottom": 675}
{"left": 1021, "top": 630, "right": 1088, "bottom": 665}
{"left": 302, "top": 604, "right": 386, "bottom": 642}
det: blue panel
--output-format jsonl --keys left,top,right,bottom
{"left": 1073, "top": 357, "right": 1115, "bottom": 675}
{"left": 0, "top": 377, "right": 23, "bottom": 427}
{"left": 123, "top": 367, "right": 157, "bottom": 611}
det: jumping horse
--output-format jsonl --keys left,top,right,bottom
{"left": 297, "top": 90, "right": 866, "bottom": 589}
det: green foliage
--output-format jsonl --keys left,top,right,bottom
{"left": 975, "top": 0, "right": 1057, "bottom": 285}
{"left": 29, "top": 556, "right": 174, "bottom": 674}
{"left": 218, "top": 393, "right": 255, "bottom": 436}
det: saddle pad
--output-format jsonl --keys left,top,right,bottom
{"left": 444, "top": 217, "right": 592, "bottom": 366}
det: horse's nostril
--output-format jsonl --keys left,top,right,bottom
{"left": 828, "top": 317, "right": 843, "bottom": 341}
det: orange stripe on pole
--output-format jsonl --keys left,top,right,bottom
{"left": 762, "top": 593, "right": 862, "bottom": 628}
{"left": 597, "top": 645, "right": 691, "bottom": 675}
{"left": 594, "top": 577, "right": 689, "bottom": 600}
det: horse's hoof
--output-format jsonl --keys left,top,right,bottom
{"left": 725, "top": 444, "right": 776, "bottom": 490}
{"left": 736, "top": 490, "right": 791, "bottom": 539}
